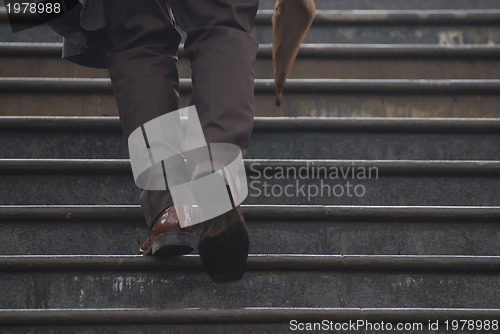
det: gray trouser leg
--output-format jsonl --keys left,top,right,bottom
{"left": 102, "top": 0, "right": 180, "bottom": 227}
{"left": 103, "top": 0, "right": 259, "bottom": 227}
{"left": 171, "top": 0, "right": 260, "bottom": 155}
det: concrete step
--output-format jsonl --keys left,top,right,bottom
{"left": 3, "top": 43, "right": 500, "bottom": 79}
{"left": 253, "top": 10, "right": 500, "bottom": 44}
{"left": 2, "top": 77, "right": 500, "bottom": 117}
{"left": 0, "top": 159, "right": 499, "bottom": 206}
{"left": 0, "top": 254, "right": 498, "bottom": 309}
{"left": 2, "top": 9, "right": 500, "bottom": 45}
{"left": 0, "top": 205, "right": 498, "bottom": 256}
{"left": 2, "top": 307, "right": 499, "bottom": 333}
{"left": 2, "top": 116, "right": 500, "bottom": 160}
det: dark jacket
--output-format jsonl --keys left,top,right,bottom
{"left": 47, "top": 0, "right": 109, "bottom": 68}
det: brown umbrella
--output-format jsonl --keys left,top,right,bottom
{"left": 272, "top": 0, "right": 316, "bottom": 106}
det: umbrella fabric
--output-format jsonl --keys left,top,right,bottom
{"left": 272, "top": 0, "right": 315, "bottom": 106}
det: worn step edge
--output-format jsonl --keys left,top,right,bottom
{"left": 0, "top": 159, "right": 499, "bottom": 176}
{"left": 2, "top": 116, "right": 500, "bottom": 133}
{"left": 2, "top": 78, "right": 500, "bottom": 94}
{"left": 0, "top": 307, "right": 499, "bottom": 326}
{"left": 4, "top": 42, "right": 500, "bottom": 59}
{"left": 0, "top": 254, "right": 499, "bottom": 272}
{"left": 2, "top": 8, "right": 500, "bottom": 25}
{"left": 1, "top": 205, "right": 499, "bottom": 222}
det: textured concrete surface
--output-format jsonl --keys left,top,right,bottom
{"left": 6, "top": 54, "right": 500, "bottom": 79}
{"left": 2, "top": 125, "right": 500, "bottom": 160}
{"left": 2, "top": 10, "right": 500, "bottom": 45}
{"left": 252, "top": 24, "right": 500, "bottom": 45}
{"left": 0, "top": 169, "right": 498, "bottom": 206}
{"left": 2, "top": 91, "right": 500, "bottom": 117}
{"left": 0, "top": 219, "right": 498, "bottom": 256}
{"left": 0, "top": 270, "right": 498, "bottom": 309}
{"left": 2, "top": 24, "right": 500, "bottom": 45}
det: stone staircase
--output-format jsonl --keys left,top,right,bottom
{"left": 0, "top": 0, "right": 499, "bottom": 333}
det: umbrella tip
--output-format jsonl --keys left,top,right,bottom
{"left": 275, "top": 87, "right": 283, "bottom": 107}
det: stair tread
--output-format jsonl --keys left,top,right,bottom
{"left": 1, "top": 254, "right": 499, "bottom": 272}
{"left": 2, "top": 77, "right": 500, "bottom": 94}
{"left": 0, "top": 158, "right": 498, "bottom": 176}
{"left": 1, "top": 117, "right": 498, "bottom": 160}
{"left": 1, "top": 204, "right": 500, "bottom": 221}
{"left": 0, "top": 159, "right": 497, "bottom": 206}
{"left": 4, "top": 42, "right": 500, "bottom": 59}
{"left": 1, "top": 115, "right": 500, "bottom": 131}
{"left": 0, "top": 307, "right": 499, "bottom": 326}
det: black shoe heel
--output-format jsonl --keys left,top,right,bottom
{"left": 198, "top": 207, "right": 249, "bottom": 282}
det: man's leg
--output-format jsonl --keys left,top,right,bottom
{"left": 102, "top": 0, "right": 195, "bottom": 256}
{"left": 102, "top": 0, "right": 181, "bottom": 228}
{"left": 171, "top": 0, "right": 259, "bottom": 155}
{"left": 171, "top": 0, "right": 260, "bottom": 281}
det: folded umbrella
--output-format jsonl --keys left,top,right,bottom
{"left": 272, "top": 0, "right": 316, "bottom": 106}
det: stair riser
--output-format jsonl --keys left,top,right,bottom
{"left": 4, "top": 57, "right": 500, "bottom": 79}
{"left": 0, "top": 220, "right": 498, "bottom": 256}
{"left": 2, "top": 130, "right": 499, "bottom": 160}
{"left": 1, "top": 271, "right": 498, "bottom": 309}
{"left": 251, "top": 132, "right": 500, "bottom": 160}
{"left": 2, "top": 93, "right": 500, "bottom": 118}
{"left": 1, "top": 130, "right": 126, "bottom": 159}
{"left": 0, "top": 173, "right": 498, "bottom": 206}
{"left": 253, "top": 26, "right": 500, "bottom": 45}
{"left": 1, "top": 22, "right": 499, "bottom": 45}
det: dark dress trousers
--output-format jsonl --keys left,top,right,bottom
{"left": 50, "top": 0, "right": 260, "bottom": 227}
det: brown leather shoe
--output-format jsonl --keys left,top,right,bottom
{"left": 198, "top": 205, "right": 249, "bottom": 282}
{"left": 139, "top": 206, "right": 195, "bottom": 257}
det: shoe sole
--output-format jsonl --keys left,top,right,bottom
{"left": 143, "top": 231, "right": 195, "bottom": 257}
{"left": 198, "top": 208, "right": 249, "bottom": 282}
